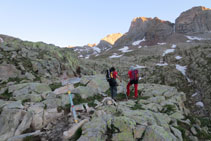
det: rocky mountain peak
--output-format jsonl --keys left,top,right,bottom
{"left": 87, "top": 43, "right": 97, "bottom": 47}
{"left": 114, "top": 16, "right": 173, "bottom": 47}
{"left": 101, "top": 33, "right": 123, "bottom": 45}
{"left": 175, "top": 6, "right": 211, "bottom": 34}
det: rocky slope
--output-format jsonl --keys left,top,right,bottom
{"left": 1, "top": 73, "right": 211, "bottom": 141}
{"left": 114, "top": 17, "right": 174, "bottom": 48}
{"left": 70, "top": 33, "right": 122, "bottom": 59}
{"left": 0, "top": 34, "right": 81, "bottom": 83}
{"left": 175, "top": 6, "right": 211, "bottom": 34}
{"left": 1, "top": 5, "right": 211, "bottom": 141}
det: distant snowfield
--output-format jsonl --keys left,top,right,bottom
{"left": 192, "top": 92, "right": 198, "bottom": 97}
{"left": 156, "top": 63, "right": 168, "bottom": 66}
{"left": 92, "top": 46, "right": 101, "bottom": 53}
{"left": 175, "top": 56, "right": 182, "bottom": 60}
{"left": 138, "top": 46, "right": 142, "bottom": 48}
{"left": 186, "top": 36, "right": 204, "bottom": 40}
{"left": 176, "top": 64, "right": 187, "bottom": 76}
{"left": 176, "top": 64, "right": 191, "bottom": 82}
{"left": 85, "top": 55, "right": 90, "bottom": 59}
{"left": 186, "top": 36, "right": 208, "bottom": 42}
{"left": 135, "top": 65, "right": 146, "bottom": 69}
{"left": 109, "top": 53, "right": 123, "bottom": 58}
{"left": 132, "top": 37, "right": 145, "bottom": 46}
{"left": 171, "top": 44, "right": 177, "bottom": 48}
{"left": 162, "top": 49, "right": 175, "bottom": 56}
{"left": 119, "top": 46, "right": 132, "bottom": 53}
{"left": 196, "top": 101, "right": 204, "bottom": 107}
{"left": 157, "top": 42, "right": 166, "bottom": 45}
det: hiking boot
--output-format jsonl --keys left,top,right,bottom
{"left": 133, "top": 96, "right": 138, "bottom": 99}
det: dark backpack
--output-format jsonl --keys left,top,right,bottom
{"left": 106, "top": 69, "right": 116, "bottom": 86}
{"left": 130, "top": 69, "right": 139, "bottom": 81}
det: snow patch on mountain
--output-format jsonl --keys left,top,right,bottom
{"left": 192, "top": 92, "right": 198, "bottom": 97}
{"left": 119, "top": 46, "right": 132, "bottom": 53}
{"left": 186, "top": 36, "right": 204, "bottom": 41}
{"left": 157, "top": 42, "right": 166, "bottom": 45}
{"left": 196, "top": 101, "right": 204, "bottom": 107}
{"left": 92, "top": 46, "right": 101, "bottom": 53}
{"left": 135, "top": 65, "right": 146, "bottom": 69}
{"left": 132, "top": 37, "right": 145, "bottom": 46}
{"left": 171, "top": 44, "right": 177, "bottom": 48}
{"left": 175, "top": 56, "right": 182, "bottom": 60}
{"left": 156, "top": 63, "right": 168, "bottom": 66}
{"left": 109, "top": 53, "right": 123, "bottom": 58}
{"left": 162, "top": 49, "right": 175, "bottom": 56}
{"left": 176, "top": 64, "right": 191, "bottom": 82}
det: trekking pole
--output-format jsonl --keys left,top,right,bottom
{"left": 122, "top": 82, "right": 128, "bottom": 100}
{"left": 68, "top": 90, "right": 78, "bottom": 123}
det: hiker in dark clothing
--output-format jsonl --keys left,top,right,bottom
{"left": 76, "top": 66, "right": 81, "bottom": 78}
{"left": 106, "top": 67, "right": 121, "bottom": 100}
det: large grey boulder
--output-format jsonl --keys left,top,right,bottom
{"left": 28, "top": 103, "right": 45, "bottom": 130}
{"left": 0, "top": 109, "right": 24, "bottom": 140}
{"left": 14, "top": 111, "right": 33, "bottom": 136}
{"left": 0, "top": 64, "right": 20, "bottom": 82}
{"left": 8, "top": 83, "right": 51, "bottom": 101}
{"left": 72, "top": 86, "right": 98, "bottom": 99}
{"left": 87, "top": 74, "right": 109, "bottom": 93}
{"left": 43, "top": 108, "right": 64, "bottom": 127}
{"left": 3, "top": 100, "right": 24, "bottom": 109}
{"left": 53, "top": 84, "right": 74, "bottom": 95}
{"left": 78, "top": 117, "right": 109, "bottom": 141}
{"left": 143, "top": 125, "right": 177, "bottom": 141}
{"left": 175, "top": 6, "right": 211, "bottom": 34}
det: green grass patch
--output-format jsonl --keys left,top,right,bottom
{"left": 22, "top": 99, "right": 31, "bottom": 105}
{"left": 69, "top": 127, "right": 82, "bottom": 141}
{"left": 74, "top": 82, "right": 86, "bottom": 88}
{"left": 196, "top": 128, "right": 211, "bottom": 140}
{"left": 23, "top": 136, "right": 41, "bottom": 141}
{"left": 131, "top": 103, "right": 145, "bottom": 110}
{"left": 49, "top": 82, "right": 62, "bottom": 91}
{"left": 174, "top": 121, "right": 191, "bottom": 141}
{"left": 198, "top": 117, "right": 211, "bottom": 128}
{"left": 73, "top": 94, "right": 103, "bottom": 107}
{"left": 0, "top": 89, "right": 12, "bottom": 100}
{"left": 44, "top": 104, "right": 47, "bottom": 110}
{"left": 160, "top": 104, "right": 176, "bottom": 115}
{"left": 8, "top": 77, "right": 24, "bottom": 83}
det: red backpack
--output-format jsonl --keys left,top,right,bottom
{"left": 130, "top": 69, "right": 139, "bottom": 81}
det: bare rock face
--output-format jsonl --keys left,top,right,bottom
{"left": 114, "top": 17, "right": 174, "bottom": 47}
{"left": 175, "top": 6, "right": 211, "bottom": 34}
{"left": 96, "top": 33, "right": 123, "bottom": 51}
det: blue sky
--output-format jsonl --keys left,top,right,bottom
{"left": 0, "top": 0, "right": 210, "bottom": 47}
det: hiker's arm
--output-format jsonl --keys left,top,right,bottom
{"left": 116, "top": 75, "right": 122, "bottom": 82}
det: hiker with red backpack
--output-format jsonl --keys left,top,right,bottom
{"left": 127, "top": 66, "right": 139, "bottom": 99}
{"left": 106, "top": 67, "right": 121, "bottom": 101}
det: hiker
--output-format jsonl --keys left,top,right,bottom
{"left": 106, "top": 67, "right": 121, "bottom": 101}
{"left": 76, "top": 66, "right": 81, "bottom": 78}
{"left": 127, "top": 66, "right": 139, "bottom": 98}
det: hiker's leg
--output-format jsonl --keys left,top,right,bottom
{"left": 110, "top": 87, "right": 114, "bottom": 99}
{"left": 134, "top": 84, "right": 138, "bottom": 98}
{"left": 127, "top": 81, "right": 131, "bottom": 96}
{"left": 113, "top": 86, "right": 117, "bottom": 100}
